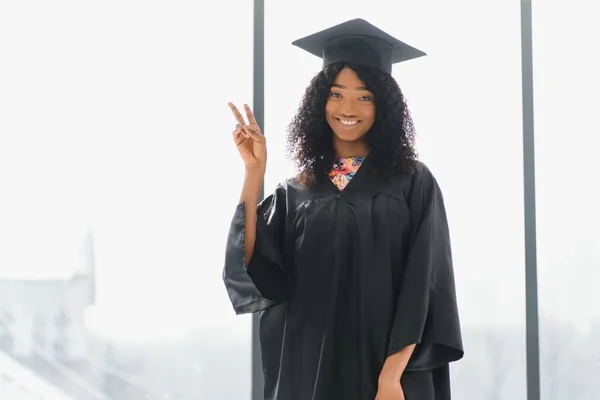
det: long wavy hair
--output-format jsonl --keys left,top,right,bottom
{"left": 286, "top": 62, "right": 419, "bottom": 187}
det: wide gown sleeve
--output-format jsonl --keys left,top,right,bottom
{"left": 222, "top": 184, "right": 291, "bottom": 315}
{"left": 387, "top": 163, "right": 464, "bottom": 370}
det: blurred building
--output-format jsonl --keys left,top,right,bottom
{"left": 0, "top": 232, "right": 95, "bottom": 361}
{"left": 0, "top": 349, "right": 76, "bottom": 400}
{"left": 0, "top": 232, "right": 102, "bottom": 399}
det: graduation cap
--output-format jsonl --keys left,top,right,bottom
{"left": 292, "top": 18, "right": 426, "bottom": 74}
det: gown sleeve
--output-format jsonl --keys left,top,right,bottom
{"left": 222, "top": 183, "right": 291, "bottom": 315}
{"left": 386, "top": 163, "right": 464, "bottom": 370}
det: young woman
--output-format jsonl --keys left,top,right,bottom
{"left": 223, "top": 19, "right": 463, "bottom": 400}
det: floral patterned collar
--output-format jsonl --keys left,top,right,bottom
{"left": 329, "top": 157, "right": 365, "bottom": 191}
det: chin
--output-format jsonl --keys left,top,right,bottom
{"left": 333, "top": 130, "right": 368, "bottom": 143}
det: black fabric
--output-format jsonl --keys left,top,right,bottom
{"left": 292, "top": 18, "right": 427, "bottom": 73}
{"left": 223, "top": 159, "right": 463, "bottom": 400}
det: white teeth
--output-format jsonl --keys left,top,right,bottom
{"left": 339, "top": 119, "right": 358, "bottom": 125}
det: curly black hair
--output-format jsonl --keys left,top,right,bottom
{"left": 286, "top": 62, "right": 419, "bottom": 187}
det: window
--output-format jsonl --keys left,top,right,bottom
{"left": 533, "top": 3, "right": 600, "bottom": 398}
{"left": 0, "top": 2, "right": 253, "bottom": 398}
{"left": 264, "top": 1, "right": 527, "bottom": 398}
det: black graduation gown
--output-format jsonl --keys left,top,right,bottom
{"left": 223, "top": 159, "right": 464, "bottom": 400}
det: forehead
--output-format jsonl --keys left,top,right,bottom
{"left": 333, "top": 67, "right": 366, "bottom": 86}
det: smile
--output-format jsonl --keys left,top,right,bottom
{"left": 337, "top": 118, "right": 360, "bottom": 125}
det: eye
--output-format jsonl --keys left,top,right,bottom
{"left": 330, "top": 92, "right": 341, "bottom": 98}
{"left": 359, "top": 95, "right": 373, "bottom": 101}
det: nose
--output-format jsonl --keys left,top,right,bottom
{"left": 338, "top": 98, "right": 356, "bottom": 117}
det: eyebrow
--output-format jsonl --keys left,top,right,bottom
{"left": 331, "top": 83, "right": 370, "bottom": 91}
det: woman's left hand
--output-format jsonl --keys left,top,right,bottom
{"left": 375, "top": 378, "right": 405, "bottom": 400}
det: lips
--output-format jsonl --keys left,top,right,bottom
{"left": 336, "top": 118, "right": 360, "bottom": 127}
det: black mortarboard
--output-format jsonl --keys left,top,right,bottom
{"left": 292, "top": 18, "right": 426, "bottom": 74}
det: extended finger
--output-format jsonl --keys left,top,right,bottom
{"left": 228, "top": 102, "right": 247, "bottom": 126}
{"left": 244, "top": 104, "right": 258, "bottom": 126}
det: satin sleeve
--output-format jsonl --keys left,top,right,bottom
{"left": 222, "top": 184, "right": 291, "bottom": 314}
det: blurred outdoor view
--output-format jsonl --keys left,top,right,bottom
{"left": 0, "top": 1, "right": 598, "bottom": 399}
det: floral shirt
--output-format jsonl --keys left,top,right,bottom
{"left": 329, "top": 157, "right": 364, "bottom": 191}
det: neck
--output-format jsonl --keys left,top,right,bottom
{"left": 333, "top": 137, "right": 369, "bottom": 159}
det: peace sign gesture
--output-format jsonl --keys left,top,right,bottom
{"left": 229, "top": 102, "right": 267, "bottom": 171}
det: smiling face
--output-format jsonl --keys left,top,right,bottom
{"left": 325, "top": 66, "right": 376, "bottom": 156}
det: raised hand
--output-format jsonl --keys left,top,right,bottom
{"left": 229, "top": 102, "right": 266, "bottom": 171}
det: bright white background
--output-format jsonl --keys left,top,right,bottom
{"left": 533, "top": 1, "right": 600, "bottom": 399}
{"left": 0, "top": 0, "right": 254, "bottom": 398}
{"left": 0, "top": 0, "right": 253, "bottom": 338}
{"left": 0, "top": 0, "right": 598, "bottom": 399}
